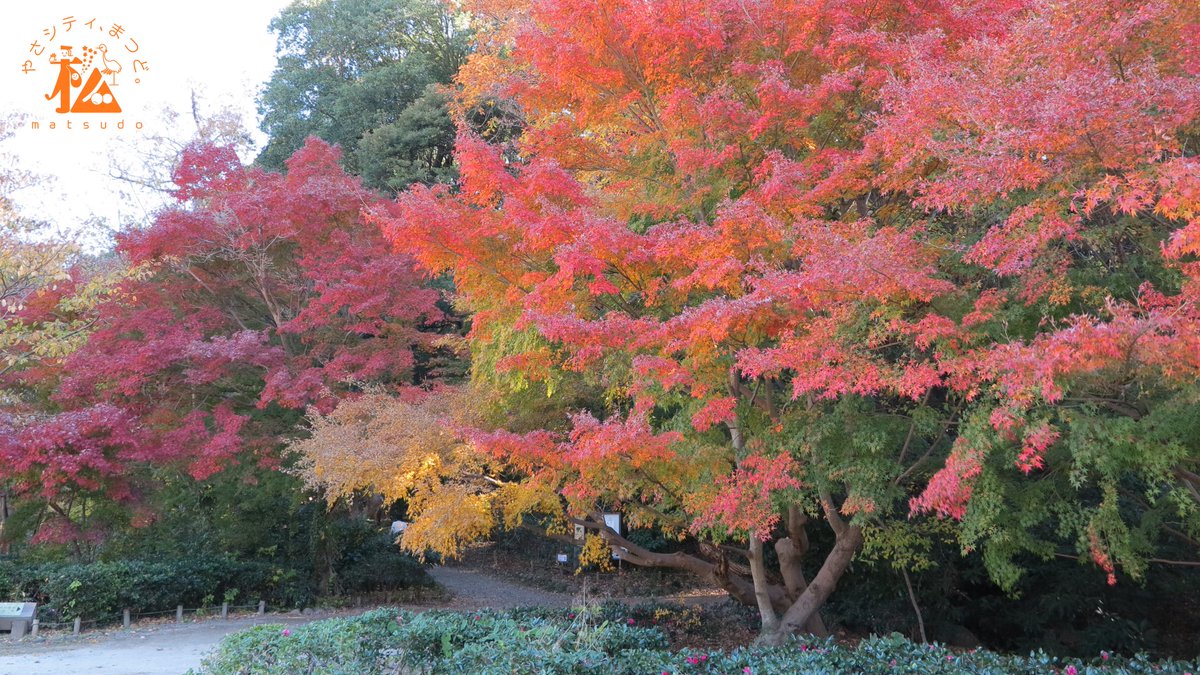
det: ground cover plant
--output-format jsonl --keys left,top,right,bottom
{"left": 195, "top": 606, "right": 1200, "bottom": 675}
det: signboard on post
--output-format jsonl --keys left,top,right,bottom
{"left": 573, "top": 524, "right": 585, "bottom": 541}
{"left": 602, "top": 513, "right": 620, "bottom": 535}
{"left": 603, "top": 513, "right": 622, "bottom": 560}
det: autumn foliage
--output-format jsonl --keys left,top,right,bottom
{"left": 364, "top": 0, "right": 1200, "bottom": 642}
{"left": 2, "top": 0, "right": 1198, "bottom": 647}
{"left": 1, "top": 139, "right": 440, "bottom": 544}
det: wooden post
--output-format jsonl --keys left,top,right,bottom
{"left": 176, "top": 605, "right": 184, "bottom": 622}
{"left": 221, "top": 602, "right": 228, "bottom": 620}
{"left": 123, "top": 609, "right": 130, "bottom": 628}
{"left": 30, "top": 619, "right": 39, "bottom": 638}
{"left": 72, "top": 617, "right": 81, "bottom": 635}
{"left": 257, "top": 600, "right": 265, "bottom": 615}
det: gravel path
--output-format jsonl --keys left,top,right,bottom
{"left": 0, "top": 611, "right": 357, "bottom": 675}
{"left": 427, "top": 564, "right": 727, "bottom": 610}
{"left": 0, "top": 567, "right": 575, "bottom": 674}
{"left": 426, "top": 565, "right": 575, "bottom": 609}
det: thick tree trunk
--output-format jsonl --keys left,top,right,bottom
{"left": 580, "top": 504, "right": 854, "bottom": 638}
{"left": 758, "top": 522, "right": 863, "bottom": 646}
{"left": 588, "top": 517, "right": 756, "bottom": 605}
{"left": 775, "top": 504, "right": 829, "bottom": 637}
{"left": 748, "top": 536, "right": 780, "bottom": 635}
{"left": 776, "top": 537, "right": 829, "bottom": 636}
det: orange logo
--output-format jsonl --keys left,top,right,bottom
{"left": 20, "top": 16, "right": 148, "bottom": 116}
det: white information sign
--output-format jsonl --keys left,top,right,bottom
{"left": 602, "top": 513, "right": 621, "bottom": 535}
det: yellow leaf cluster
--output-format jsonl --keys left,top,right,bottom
{"left": 576, "top": 533, "right": 614, "bottom": 573}
{"left": 290, "top": 389, "right": 481, "bottom": 506}
{"left": 493, "top": 481, "right": 563, "bottom": 531}
{"left": 290, "top": 387, "right": 561, "bottom": 560}
{"left": 399, "top": 484, "right": 494, "bottom": 561}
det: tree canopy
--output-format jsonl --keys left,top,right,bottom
{"left": 0, "top": 139, "right": 441, "bottom": 550}
{"left": 257, "top": 0, "right": 468, "bottom": 192}
{"left": 344, "top": 0, "right": 1200, "bottom": 643}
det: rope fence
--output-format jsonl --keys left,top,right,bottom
{"left": 21, "top": 600, "right": 271, "bottom": 637}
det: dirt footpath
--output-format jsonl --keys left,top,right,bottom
{"left": 425, "top": 566, "right": 574, "bottom": 609}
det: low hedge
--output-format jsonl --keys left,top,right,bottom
{"left": 195, "top": 606, "right": 1200, "bottom": 675}
{"left": 1, "top": 557, "right": 313, "bottom": 622}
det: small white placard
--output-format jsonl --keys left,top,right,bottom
{"left": 602, "top": 513, "right": 620, "bottom": 534}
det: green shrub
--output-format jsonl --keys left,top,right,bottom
{"left": 194, "top": 606, "right": 1200, "bottom": 675}
{"left": 332, "top": 530, "right": 433, "bottom": 594}
{"left": 5, "top": 557, "right": 316, "bottom": 622}
{"left": 0, "top": 559, "right": 16, "bottom": 600}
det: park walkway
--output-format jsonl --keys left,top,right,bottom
{"left": 0, "top": 565, "right": 576, "bottom": 674}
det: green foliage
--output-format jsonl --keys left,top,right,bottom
{"left": 0, "top": 559, "right": 15, "bottom": 600}
{"left": 6, "top": 557, "right": 311, "bottom": 622}
{"left": 2, "top": 489, "right": 433, "bottom": 623}
{"left": 195, "top": 607, "right": 1200, "bottom": 674}
{"left": 949, "top": 381, "right": 1200, "bottom": 591}
{"left": 99, "top": 464, "right": 308, "bottom": 563}
{"left": 318, "top": 514, "right": 435, "bottom": 595}
{"left": 257, "top": 0, "right": 468, "bottom": 193}
{"left": 819, "top": 531, "right": 1200, "bottom": 659}
{"left": 86, "top": 461, "right": 430, "bottom": 599}
{"left": 356, "top": 87, "right": 457, "bottom": 192}
{"left": 195, "top": 611, "right": 400, "bottom": 675}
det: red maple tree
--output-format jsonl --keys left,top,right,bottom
{"left": 1, "top": 139, "right": 442, "bottom": 547}
{"left": 374, "top": 0, "right": 1200, "bottom": 643}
